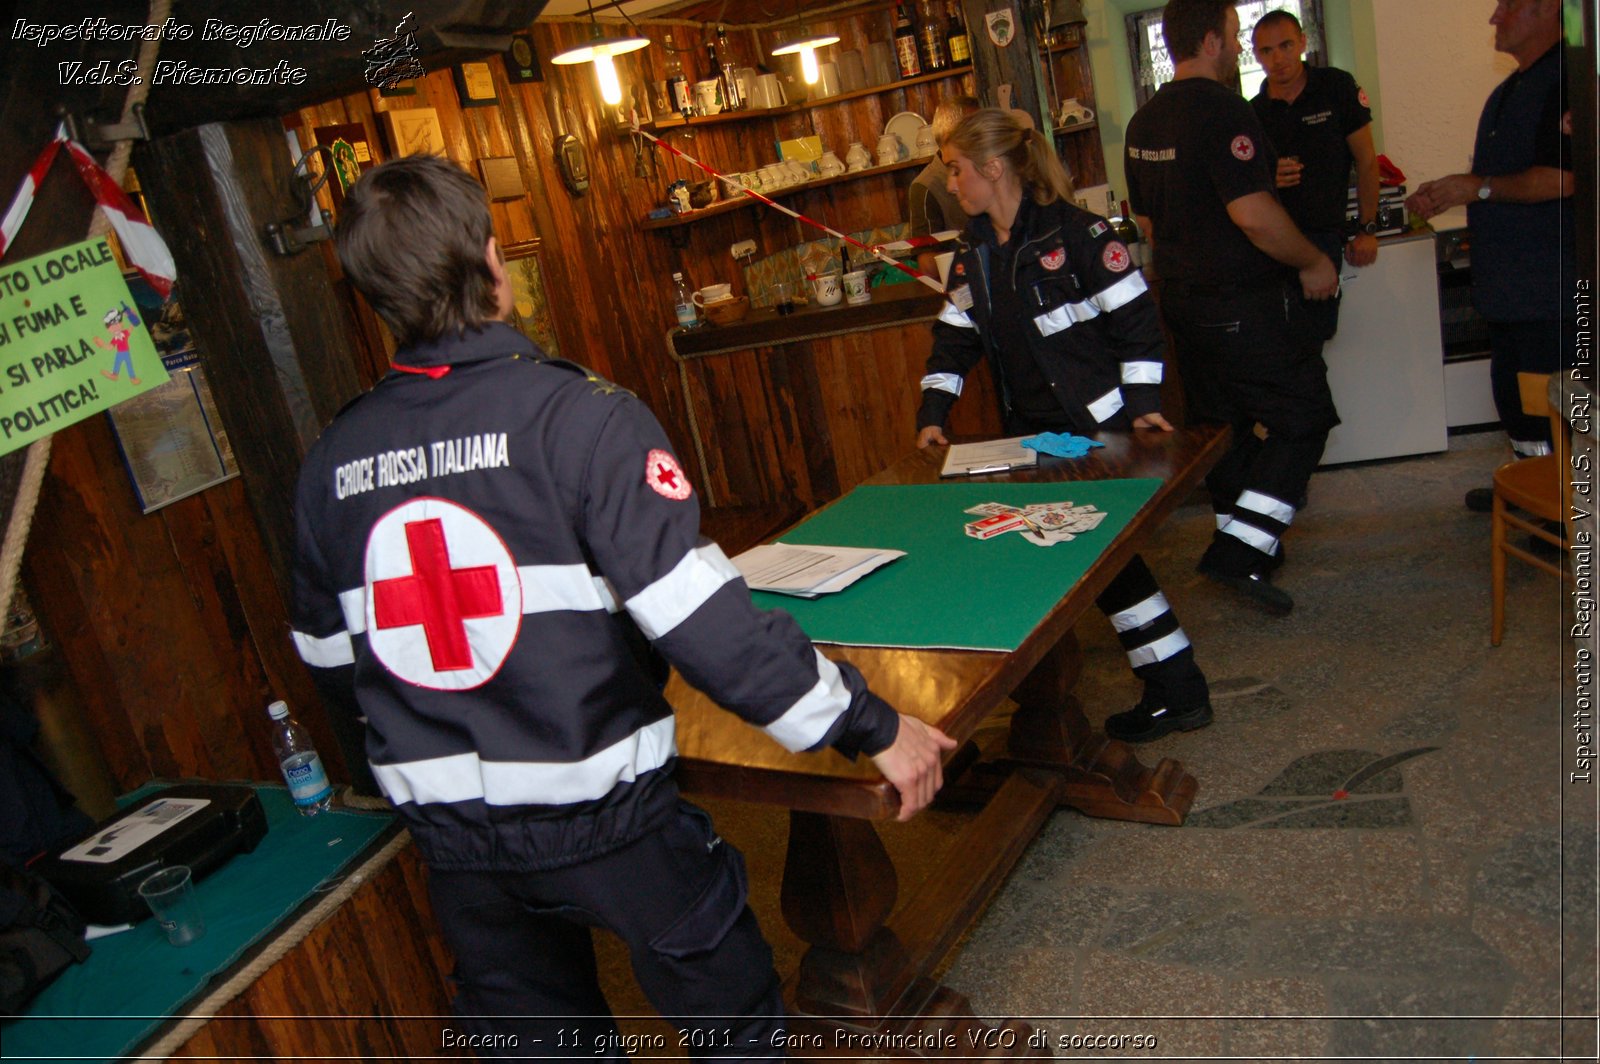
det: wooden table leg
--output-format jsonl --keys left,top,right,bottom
{"left": 1006, "top": 632, "right": 1198, "bottom": 825}
{"left": 778, "top": 808, "right": 1050, "bottom": 1058}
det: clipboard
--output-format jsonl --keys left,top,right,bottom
{"left": 940, "top": 436, "right": 1040, "bottom": 477}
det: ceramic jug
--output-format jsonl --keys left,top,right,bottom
{"left": 845, "top": 142, "right": 871, "bottom": 172}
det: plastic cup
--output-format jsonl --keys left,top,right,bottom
{"left": 772, "top": 281, "right": 796, "bottom": 316}
{"left": 138, "top": 865, "right": 206, "bottom": 946}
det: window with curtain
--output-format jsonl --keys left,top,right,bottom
{"left": 1127, "top": 0, "right": 1327, "bottom": 105}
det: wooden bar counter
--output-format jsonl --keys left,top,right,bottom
{"left": 667, "top": 282, "right": 1002, "bottom": 512}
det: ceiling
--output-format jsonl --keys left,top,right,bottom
{"left": 537, "top": 1, "right": 847, "bottom": 27}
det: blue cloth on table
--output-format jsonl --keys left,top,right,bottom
{"left": 1020, "top": 432, "right": 1106, "bottom": 459}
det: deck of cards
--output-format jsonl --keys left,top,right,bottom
{"left": 962, "top": 500, "right": 1108, "bottom": 547}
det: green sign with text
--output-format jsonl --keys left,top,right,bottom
{"left": 0, "top": 238, "right": 170, "bottom": 456}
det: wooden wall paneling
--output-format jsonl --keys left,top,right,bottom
{"left": 201, "top": 475, "right": 345, "bottom": 780}
{"left": 156, "top": 493, "right": 280, "bottom": 780}
{"left": 22, "top": 418, "right": 242, "bottom": 789}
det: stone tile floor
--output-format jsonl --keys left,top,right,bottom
{"left": 603, "top": 431, "right": 1596, "bottom": 1061}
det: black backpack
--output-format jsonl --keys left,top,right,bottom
{"left": 0, "top": 861, "right": 91, "bottom": 1016}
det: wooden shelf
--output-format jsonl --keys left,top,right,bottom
{"left": 1041, "top": 38, "right": 1085, "bottom": 55}
{"left": 1052, "top": 120, "right": 1098, "bottom": 135}
{"left": 642, "top": 66, "right": 974, "bottom": 130}
{"left": 641, "top": 158, "right": 928, "bottom": 231}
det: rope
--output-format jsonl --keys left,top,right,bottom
{"left": 0, "top": 0, "right": 171, "bottom": 636}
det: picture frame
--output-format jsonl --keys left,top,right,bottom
{"left": 105, "top": 274, "right": 240, "bottom": 512}
{"left": 504, "top": 32, "right": 543, "bottom": 83}
{"left": 478, "top": 157, "right": 526, "bottom": 201}
{"left": 312, "top": 122, "right": 377, "bottom": 208}
{"left": 501, "top": 240, "right": 559, "bottom": 357}
{"left": 452, "top": 60, "right": 500, "bottom": 107}
{"left": 379, "top": 106, "right": 446, "bottom": 158}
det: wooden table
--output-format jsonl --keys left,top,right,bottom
{"left": 670, "top": 424, "right": 1229, "bottom": 1052}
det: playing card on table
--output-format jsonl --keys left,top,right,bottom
{"left": 1059, "top": 511, "right": 1109, "bottom": 534}
{"left": 964, "top": 502, "right": 1026, "bottom": 517}
{"left": 1021, "top": 528, "right": 1077, "bottom": 547}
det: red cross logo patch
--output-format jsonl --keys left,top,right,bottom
{"left": 365, "top": 498, "right": 521, "bottom": 690}
{"left": 1230, "top": 135, "right": 1255, "bottom": 161}
{"left": 1040, "top": 247, "right": 1066, "bottom": 271}
{"left": 647, "top": 449, "right": 693, "bottom": 500}
{"left": 1358, "top": 87, "right": 1370, "bottom": 108}
{"left": 1102, "top": 241, "right": 1131, "bottom": 273}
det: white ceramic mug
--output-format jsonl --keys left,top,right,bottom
{"left": 1059, "top": 98, "right": 1094, "bottom": 125}
{"left": 692, "top": 283, "right": 733, "bottom": 307}
{"left": 755, "top": 73, "right": 785, "bottom": 108}
{"left": 816, "top": 61, "right": 841, "bottom": 98}
{"left": 694, "top": 79, "right": 723, "bottom": 115}
{"left": 811, "top": 273, "right": 842, "bottom": 306}
{"left": 817, "top": 151, "right": 845, "bottom": 177}
{"left": 843, "top": 269, "right": 870, "bottom": 305}
{"left": 845, "top": 142, "right": 871, "bottom": 171}
{"left": 876, "top": 134, "right": 901, "bottom": 167}
{"left": 914, "top": 125, "right": 937, "bottom": 157}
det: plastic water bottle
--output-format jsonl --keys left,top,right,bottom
{"left": 267, "top": 700, "right": 333, "bottom": 815}
{"left": 672, "top": 272, "right": 699, "bottom": 329}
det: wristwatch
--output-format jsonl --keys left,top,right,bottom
{"left": 1358, "top": 220, "right": 1379, "bottom": 235}
{"left": 1477, "top": 178, "right": 1493, "bottom": 201}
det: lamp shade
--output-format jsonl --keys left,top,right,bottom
{"left": 550, "top": 34, "right": 650, "bottom": 66}
{"left": 769, "top": 32, "right": 840, "bottom": 57}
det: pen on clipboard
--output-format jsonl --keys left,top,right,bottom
{"left": 965, "top": 463, "right": 1014, "bottom": 475}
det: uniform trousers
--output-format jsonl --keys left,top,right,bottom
{"left": 1488, "top": 319, "right": 1575, "bottom": 456}
{"left": 1160, "top": 279, "right": 1340, "bottom": 575}
{"left": 426, "top": 800, "right": 784, "bottom": 1062}
{"left": 1004, "top": 411, "right": 1207, "bottom": 710}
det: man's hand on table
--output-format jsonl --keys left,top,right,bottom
{"left": 871, "top": 714, "right": 959, "bottom": 821}
{"left": 1132, "top": 412, "right": 1173, "bottom": 431}
{"left": 917, "top": 425, "right": 949, "bottom": 449}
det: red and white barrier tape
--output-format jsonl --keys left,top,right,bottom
{"left": 0, "top": 124, "right": 176, "bottom": 297}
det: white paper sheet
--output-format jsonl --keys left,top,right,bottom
{"left": 731, "top": 543, "right": 905, "bottom": 597}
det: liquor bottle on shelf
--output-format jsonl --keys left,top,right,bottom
{"left": 716, "top": 25, "right": 743, "bottom": 111}
{"left": 664, "top": 33, "right": 692, "bottom": 116}
{"left": 945, "top": 1, "right": 971, "bottom": 65}
{"left": 918, "top": 0, "right": 948, "bottom": 72}
{"left": 893, "top": 2, "right": 923, "bottom": 78}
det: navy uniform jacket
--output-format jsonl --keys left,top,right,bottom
{"left": 289, "top": 322, "right": 897, "bottom": 871}
{"left": 917, "top": 196, "right": 1165, "bottom": 435}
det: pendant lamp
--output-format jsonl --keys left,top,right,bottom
{"left": 550, "top": 0, "right": 650, "bottom": 106}
{"left": 769, "top": 5, "right": 838, "bottom": 85}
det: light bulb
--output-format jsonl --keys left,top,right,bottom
{"left": 800, "top": 46, "right": 819, "bottom": 84}
{"left": 594, "top": 52, "right": 623, "bottom": 106}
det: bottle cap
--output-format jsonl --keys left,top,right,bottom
{"left": 267, "top": 700, "right": 289, "bottom": 720}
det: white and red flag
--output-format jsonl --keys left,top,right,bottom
{"left": 0, "top": 124, "right": 176, "bottom": 297}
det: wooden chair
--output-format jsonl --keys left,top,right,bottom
{"left": 1490, "top": 372, "right": 1570, "bottom": 645}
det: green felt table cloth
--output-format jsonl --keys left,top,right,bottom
{"left": 749, "top": 480, "right": 1161, "bottom": 651}
{"left": 4, "top": 783, "right": 394, "bottom": 1064}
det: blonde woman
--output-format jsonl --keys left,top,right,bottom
{"left": 914, "top": 108, "right": 1210, "bottom": 744}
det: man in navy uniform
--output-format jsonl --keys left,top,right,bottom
{"left": 1250, "top": 8, "right": 1382, "bottom": 343}
{"left": 1125, "top": 0, "right": 1339, "bottom": 616}
{"left": 288, "top": 155, "right": 954, "bottom": 1058}
{"left": 1407, "top": 0, "right": 1574, "bottom": 507}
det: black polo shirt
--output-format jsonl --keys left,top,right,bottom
{"left": 1469, "top": 43, "right": 1573, "bottom": 323}
{"left": 1126, "top": 76, "right": 1281, "bottom": 285}
{"left": 1251, "top": 65, "right": 1372, "bottom": 235}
